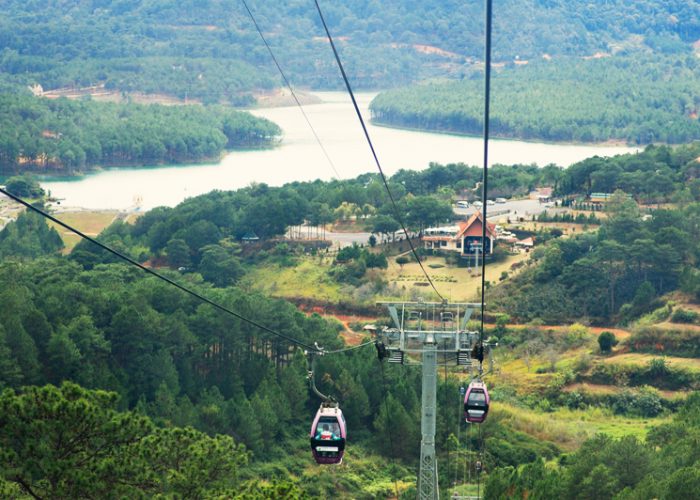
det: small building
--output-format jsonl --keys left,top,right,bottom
{"left": 589, "top": 192, "right": 614, "bottom": 203}
{"left": 241, "top": 232, "right": 260, "bottom": 243}
{"left": 515, "top": 237, "right": 534, "bottom": 252}
{"left": 529, "top": 187, "right": 553, "bottom": 203}
{"left": 422, "top": 212, "right": 496, "bottom": 257}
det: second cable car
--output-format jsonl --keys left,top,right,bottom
{"left": 464, "top": 380, "right": 490, "bottom": 423}
{"left": 310, "top": 403, "right": 346, "bottom": 464}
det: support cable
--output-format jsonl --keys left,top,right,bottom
{"left": 313, "top": 0, "right": 444, "bottom": 302}
{"left": 0, "top": 188, "right": 378, "bottom": 357}
{"left": 477, "top": 423, "right": 484, "bottom": 499}
{"left": 324, "top": 338, "right": 377, "bottom": 355}
{"left": 456, "top": 387, "right": 463, "bottom": 490}
{"left": 240, "top": 0, "right": 341, "bottom": 180}
{"left": 478, "top": 0, "right": 494, "bottom": 372}
{"left": 444, "top": 352, "right": 451, "bottom": 490}
{"left": 379, "top": 361, "right": 402, "bottom": 499}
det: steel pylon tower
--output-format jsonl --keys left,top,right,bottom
{"left": 377, "top": 301, "right": 485, "bottom": 500}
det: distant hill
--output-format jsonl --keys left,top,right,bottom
{"left": 370, "top": 55, "right": 700, "bottom": 144}
{"left": 1, "top": 1, "right": 699, "bottom": 99}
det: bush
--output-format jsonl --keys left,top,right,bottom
{"left": 336, "top": 244, "right": 362, "bottom": 263}
{"left": 611, "top": 387, "right": 664, "bottom": 417}
{"left": 364, "top": 252, "right": 388, "bottom": 269}
{"left": 5, "top": 175, "right": 45, "bottom": 198}
{"left": 395, "top": 255, "right": 409, "bottom": 268}
{"left": 670, "top": 308, "right": 698, "bottom": 324}
{"left": 598, "top": 331, "right": 618, "bottom": 353}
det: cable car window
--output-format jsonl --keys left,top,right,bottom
{"left": 314, "top": 418, "right": 341, "bottom": 440}
{"left": 468, "top": 391, "right": 486, "bottom": 405}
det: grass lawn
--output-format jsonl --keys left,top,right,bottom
{"left": 494, "top": 402, "right": 668, "bottom": 451}
{"left": 564, "top": 382, "right": 689, "bottom": 400}
{"left": 242, "top": 257, "right": 343, "bottom": 302}
{"left": 518, "top": 221, "right": 600, "bottom": 236}
{"left": 384, "top": 253, "right": 528, "bottom": 301}
{"left": 48, "top": 210, "right": 119, "bottom": 253}
{"left": 602, "top": 352, "right": 700, "bottom": 372}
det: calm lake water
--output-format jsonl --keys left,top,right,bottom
{"left": 41, "top": 92, "right": 639, "bottom": 211}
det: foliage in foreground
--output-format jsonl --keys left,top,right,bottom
{"left": 0, "top": 382, "right": 261, "bottom": 498}
{"left": 485, "top": 392, "right": 700, "bottom": 500}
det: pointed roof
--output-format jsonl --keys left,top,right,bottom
{"left": 456, "top": 211, "right": 496, "bottom": 239}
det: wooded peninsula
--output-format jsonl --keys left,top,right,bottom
{"left": 371, "top": 55, "right": 700, "bottom": 144}
{"left": 0, "top": 94, "right": 280, "bottom": 173}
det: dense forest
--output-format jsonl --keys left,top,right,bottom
{"left": 490, "top": 144, "right": 700, "bottom": 324}
{"left": 558, "top": 142, "right": 700, "bottom": 201}
{"left": 26, "top": 161, "right": 561, "bottom": 284}
{"left": 1, "top": 1, "right": 699, "bottom": 98}
{"left": 492, "top": 198, "right": 700, "bottom": 323}
{"left": 0, "top": 94, "right": 280, "bottom": 173}
{"left": 1, "top": 143, "right": 700, "bottom": 495}
{"left": 371, "top": 55, "right": 700, "bottom": 144}
{"left": 485, "top": 394, "right": 700, "bottom": 499}
{"left": 0, "top": 234, "right": 558, "bottom": 497}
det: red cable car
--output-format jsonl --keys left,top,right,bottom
{"left": 309, "top": 403, "right": 346, "bottom": 464}
{"left": 464, "top": 380, "right": 490, "bottom": 423}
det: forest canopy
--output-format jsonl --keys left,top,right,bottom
{"left": 0, "top": 94, "right": 281, "bottom": 173}
{"left": 0, "top": 0, "right": 699, "bottom": 97}
{"left": 371, "top": 55, "right": 700, "bottom": 144}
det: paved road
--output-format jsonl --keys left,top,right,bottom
{"left": 324, "top": 230, "right": 374, "bottom": 247}
{"left": 453, "top": 198, "right": 552, "bottom": 220}
{"left": 291, "top": 198, "right": 555, "bottom": 249}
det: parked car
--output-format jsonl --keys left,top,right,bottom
{"left": 495, "top": 197, "right": 507, "bottom": 204}
{"left": 473, "top": 201, "right": 483, "bottom": 208}
{"left": 456, "top": 200, "right": 470, "bottom": 208}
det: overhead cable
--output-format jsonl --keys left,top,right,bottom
{"left": 313, "top": 0, "right": 444, "bottom": 301}
{"left": 324, "top": 338, "right": 377, "bottom": 355}
{"left": 478, "top": 0, "right": 493, "bottom": 359}
{"left": 240, "top": 0, "right": 341, "bottom": 180}
{"left": 0, "top": 187, "right": 342, "bottom": 354}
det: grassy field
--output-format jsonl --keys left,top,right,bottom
{"left": 494, "top": 402, "right": 668, "bottom": 451}
{"left": 602, "top": 352, "right": 700, "bottom": 372}
{"left": 564, "top": 382, "right": 689, "bottom": 400}
{"left": 384, "top": 252, "right": 529, "bottom": 302}
{"left": 48, "top": 210, "right": 121, "bottom": 252}
{"left": 517, "top": 220, "right": 600, "bottom": 236}
{"left": 244, "top": 252, "right": 530, "bottom": 304}
{"left": 243, "top": 257, "right": 344, "bottom": 302}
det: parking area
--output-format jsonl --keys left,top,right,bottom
{"left": 453, "top": 198, "right": 553, "bottom": 220}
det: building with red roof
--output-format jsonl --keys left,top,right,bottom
{"left": 422, "top": 212, "right": 496, "bottom": 257}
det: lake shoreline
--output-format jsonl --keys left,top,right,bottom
{"left": 370, "top": 119, "right": 635, "bottom": 148}
{"left": 38, "top": 91, "right": 640, "bottom": 211}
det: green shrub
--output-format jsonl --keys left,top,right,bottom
{"left": 598, "top": 331, "right": 618, "bottom": 353}
{"left": 670, "top": 308, "right": 698, "bottom": 324}
{"left": 395, "top": 256, "right": 410, "bottom": 268}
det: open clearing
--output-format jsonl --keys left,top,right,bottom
{"left": 495, "top": 401, "right": 668, "bottom": 451}
{"left": 564, "top": 382, "right": 689, "bottom": 400}
{"left": 243, "top": 257, "right": 343, "bottom": 302}
{"left": 384, "top": 252, "right": 529, "bottom": 301}
{"left": 603, "top": 352, "right": 700, "bottom": 372}
{"left": 48, "top": 210, "right": 121, "bottom": 252}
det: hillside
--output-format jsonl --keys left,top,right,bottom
{"left": 370, "top": 55, "right": 700, "bottom": 144}
{"left": 1, "top": 1, "right": 699, "bottom": 99}
{"left": 0, "top": 94, "right": 281, "bottom": 174}
{"left": 2, "top": 141, "right": 700, "bottom": 496}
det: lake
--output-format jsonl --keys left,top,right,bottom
{"left": 41, "top": 92, "right": 639, "bottom": 211}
